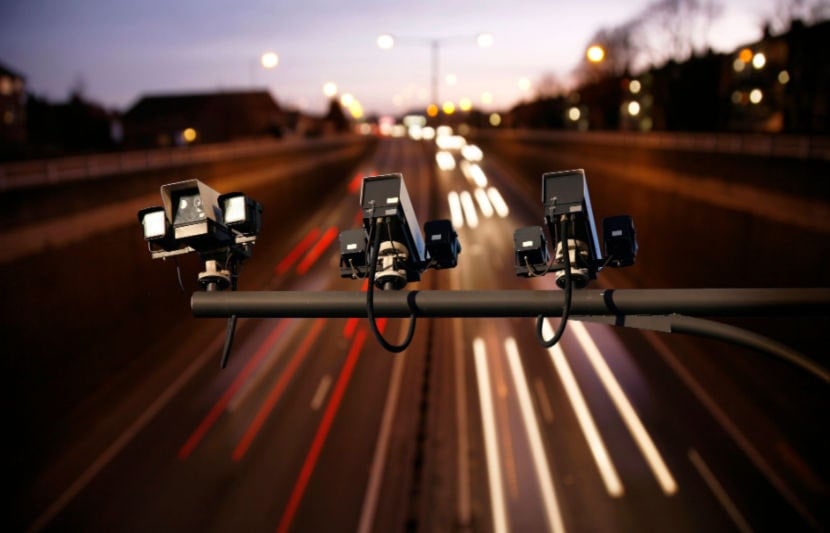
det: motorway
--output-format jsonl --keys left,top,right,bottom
{"left": 10, "top": 133, "right": 829, "bottom": 532}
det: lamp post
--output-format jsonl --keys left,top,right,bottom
{"left": 377, "top": 33, "right": 493, "bottom": 109}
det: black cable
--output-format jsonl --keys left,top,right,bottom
{"left": 220, "top": 314, "right": 238, "bottom": 369}
{"left": 366, "top": 217, "right": 417, "bottom": 352}
{"left": 536, "top": 215, "right": 573, "bottom": 348}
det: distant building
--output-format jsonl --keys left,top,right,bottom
{"left": 25, "top": 92, "right": 118, "bottom": 157}
{"left": 0, "top": 62, "right": 27, "bottom": 154}
{"left": 122, "top": 90, "right": 283, "bottom": 148}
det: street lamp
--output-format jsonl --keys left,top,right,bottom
{"left": 586, "top": 44, "right": 605, "bottom": 64}
{"left": 323, "top": 82, "right": 338, "bottom": 98}
{"left": 250, "top": 51, "right": 279, "bottom": 86}
{"left": 377, "top": 32, "right": 493, "bottom": 110}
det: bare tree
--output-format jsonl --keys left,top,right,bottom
{"left": 534, "top": 72, "right": 563, "bottom": 99}
{"left": 632, "top": 0, "right": 724, "bottom": 68}
{"left": 768, "top": 0, "right": 830, "bottom": 31}
{"left": 573, "top": 21, "right": 639, "bottom": 84}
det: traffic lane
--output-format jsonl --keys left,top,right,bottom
{"left": 25, "top": 138, "right": 391, "bottom": 530}
{"left": 229, "top": 136, "right": 436, "bottom": 531}
{"left": 428, "top": 153, "right": 613, "bottom": 531}
{"left": 10, "top": 137, "right": 373, "bottom": 520}
{"left": 215, "top": 137, "right": 434, "bottom": 531}
{"left": 604, "top": 319, "right": 829, "bottom": 529}
{"left": 477, "top": 138, "right": 827, "bottom": 526}
{"left": 457, "top": 148, "right": 755, "bottom": 530}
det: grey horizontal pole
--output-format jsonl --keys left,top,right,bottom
{"left": 192, "top": 288, "right": 830, "bottom": 319}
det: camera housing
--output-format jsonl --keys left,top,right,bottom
{"left": 138, "top": 179, "right": 263, "bottom": 259}
{"left": 218, "top": 191, "right": 263, "bottom": 237}
{"left": 542, "top": 169, "right": 602, "bottom": 286}
{"left": 603, "top": 214, "right": 638, "bottom": 267}
{"left": 514, "top": 226, "right": 550, "bottom": 277}
{"left": 339, "top": 228, "right": 370, "bottom": 279}
{"left": 424, "top": 219, "right": 461, "bottom": 269}
{"left": 360, "top": 173, "right": 427, "bottom": 285}
{"left": 159, "top": 179, "right": 232, "bottom": 250}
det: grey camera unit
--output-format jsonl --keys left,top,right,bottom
{"left": 542, "top": 169, "right": 602, "bottom": 285}
{"left": 360, "top": 173, "right": 426, "bottom": 283}
{"left": 161, "top": 179, "right": 231, "bottom": 248}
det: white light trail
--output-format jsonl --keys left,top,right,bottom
{"left": 542, "top": 319, "right": 624, "bottom": 497}
{"left": 473, "top": 338, "right": 509, "bottom": 533}
{"left": 487, "top": 187, "right": 510, "bottom": 217}
{"left": 447, "top": 191, "right": 464, "bottom": 229}
{"left": 474, "top": 188, "right": 495, "bottom": 218}
{"left": 469, "top": 163, "right": 488, "bottom": 187}
{"left": 459, "top": 191, "right": 479, "bottom": 229}
{"left": 436, "top": 150, "right": 456, "bottom": 171}
{"left": 505, "top": 338, "right": 566, "bottom": 533}
{"left": 570, "top": 321, "right": 678, "bottom": 495}
{"left": 461, "top": 144, "right": 484, "bottom": 162}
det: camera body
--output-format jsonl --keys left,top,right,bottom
{"left": 360, "top": 173, "right": 426, "bottom": 284}
{"left": 138, "top": 179, "right": 261, "bottom": 258}
{"left": 340, "top": 174, "right": 460, "bottom": 288}
{"left": 424, "top": 219, "right": 461, "bottom": 269}
{"left": 542, "top": 169, "right": 602, "bottom": 285}
{"left": 513, "top": 169, "right": 637, "bottom": 287}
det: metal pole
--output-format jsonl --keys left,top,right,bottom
{"left": 431, "top": 39, "right": 439, "bottom": 106}
{"left": 192, "top": 288, "right": 830, "bottom": 319}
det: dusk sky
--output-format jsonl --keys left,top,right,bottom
{"left": 1, "top": 0, "right": 781, "bottom": 116}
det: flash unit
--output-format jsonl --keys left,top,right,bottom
{"left": 219, "top": 192, "right": 263, "bottom": 235}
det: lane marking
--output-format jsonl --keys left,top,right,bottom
{"left": 29, "top": 329, "right": 228, "bottom": 533}
{"left": 542, "top": 320, "right": 624, "bottom": 498}
{"left": 569, "top": 321, "right": 678, "bottom": 495}
{"left": 180, "top": 319, "right": 294, "bottom": 458}
{"left": 473, "top": 338, "right": 509, "bottom": 533}
{"left": 488, "top": 335, "right": 520, "bottom": 500}
{"left": 276, "top": 328, "right": 368, "bottom": 533}
{"left": 505, "top": 338, "right": 566, "bottom": 533}
{"left": 356, "top": 330, "right": 408, "bottom": 533}
{"left": 643, "top": 330, "right": 818, "bottom": 526}
{"left": 310, "top": 375, "right": 333, "bottom": 411}
{"left": 227, "top": 319, "right": 305, "bottom": 413}
{"left": 232, "top": 318, "right": 327, "bottom": 461}
{"left": 688, "top": 448, "right": 753, "bottom": 533}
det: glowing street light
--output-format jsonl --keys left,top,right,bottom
{"left": 260, "top": 51, "right": 279, "bottom": 69}
{"left": 377, "top": 34, "right": 395, "bottom": 50}
{"left": 377, "top": 32, "right": 493, "bottom": 109}
{"left": 586, "top": 45, "right": 605, "bottom": 63}
{"left": 323, "top": 82, "right": 338, "bottom": 98}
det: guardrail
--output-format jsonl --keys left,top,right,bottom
{"left": 474, "top": 129, "right": 830, "bottom": 161}
{"left": 0, "top": 135, "right": 364, "bottom": 193}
